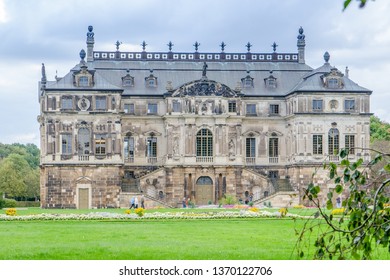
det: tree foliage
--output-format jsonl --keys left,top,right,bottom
{"left": 370, "top": 115, "right": 390, "bottom": 142}
{"left": 343, "top": 0, "right": 370, "bottom": 10}
{"left": 297, "top": 148, "right": 390, "bottom": 259}
{"left": 0, "top": 143, "right": 40, "bottom": 200}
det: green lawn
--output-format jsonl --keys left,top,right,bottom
{"left": 0, "top": 218, "right": 311, "bottom": 260}
{"left": 1, "top": 208, "right": 389, "bottom": 260}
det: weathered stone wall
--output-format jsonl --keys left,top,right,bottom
{"left": 40, "top": 165, "right": 121, "bottom": 208}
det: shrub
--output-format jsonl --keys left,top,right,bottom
{"left": 15, "top": 201, "right": 40, "bottom": 207}
{"left": 135, "top": 208, "right": 145, "bottom": 217}
{"left": 5, "top": 208, "right": 17, "bottom": 216}
{"left": 0, "top": 199, "right": 4, "bottom": 209}
{"left": 331, "top": 208, "right": 346, "bottom": 216}
{"left": 248, "top": 201, "right": 254, "bottom": 207}
{"left": 3, "top": 199, "right": 17, "bottom": 208}
{"left": 278, "top": 208, "right": 288, "bottom": 217}
{"left": 219, "top": 195, "right": 237, "bottom": 205}
{"left": 124, "top": 209, "right": 131, "bottom": 215}
{"left": 249, "top": 207, "right": 259, "bottom": 212}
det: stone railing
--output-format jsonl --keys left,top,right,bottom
{"left": 196, "top": 156, "right": 214, "bottom": 163}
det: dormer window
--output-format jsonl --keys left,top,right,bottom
{"left": 264, "top": 71, "right": 277, "bottom": 88}
{"left": 122, "top": 70, "right": 134, "bottom": 87}
{"left": 73, "top": 65, "right": 94, "bottom": 87}
{"left": 321, "top": 67, "right": 344, "bottom": 89}
{"left": 145, "top": 70, "right": 157, "bottom": 88}
{"left": 241, "top": 71, "right": 254, "bottom": 88}
{"left": 79, "top": 76, "right": 89, "bottom": 87}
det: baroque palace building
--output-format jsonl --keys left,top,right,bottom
{"left": 38, "top": 26, "right": 371, "bottom": 209}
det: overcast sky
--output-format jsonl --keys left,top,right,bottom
{"left": 0, "top": 0, "right": 389, "bottom": 146}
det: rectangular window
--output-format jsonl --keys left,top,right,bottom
{"left": 345, "top": 99, "right": 355, "bottom": 111}
{"left": 246, "top": 104, "right": 257, "bottom": 116}
{"left": 269, "top": 138, "right": 279, "bottom": 157}
{"left": 51, "top": 98, "right": 57, "bottom": 110}
{"left": 269, "top": 104, "right": 279, "bottom": 115}
{"left": 95, "top": 96, "right": 107, "bottom": 110}
{"left": 124, "top": 137, "right": 135, "bottom": 158}
{"left": 147, "top": 137, "right": 157, "bottom": 157}
{"left": 95, "top": 134, "right": 106, "bottom": 155}
{"left": 148, "top": 103, "right": 158, "bottom": 114}
{"left": 79, "top": 76, "right": 89, "bottom": 87}
{"left": 345, "top": 135, "right": 355, "bottom": 154}
{"left": 328, "top": 78, "right": 339, "bottom": 89}
{"left": 246, "top": 138, "right": 256, "bottom": 157}
{"left": 228, "top": 101, "right": 237, "bottom": 113}
{"left": 124, "top": 103, "right": 135, "bottom": 114}
{"left": 172, "top": 101, "right": 181, "bottom": 112}
{"left": 313, "top": 135, "right": 323, "bottom": 155}
{"left": 312, "top": 100, "right": 323, "bottom": 111}
{"left": 61, "top": 134, "right": 72, "bottom": 154}
{"left": 61, "top": 96, "right": 73, "bottom": 110}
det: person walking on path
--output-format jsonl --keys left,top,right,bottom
{"left": 182, "top": 197, "right": 186, "bottom": 208}
{"left": 134, "top": 196, "right": 139, "bottom": 209}
{"left": 129, "top": 196, "right": 135, "bottom": 209}
{"left": 140, "top": 195, "right": 145, "bottom": 209}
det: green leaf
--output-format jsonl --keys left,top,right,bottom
{"left": 384, "top": 164, "right": 390, "bottom": 174}
{"left": 335, "top": 177, "right": 341, "bottom": 184}
{"left": 335, "top": 184, "right": 343, "bottom": 194}
{"left": 340, "top": 149, "right": 348, "bottom": 159}
{"left": 343, "top": 0, "right": 352, "bottom": 11}
{"left": 327, "top": 199, "right": 333, "bottom": 210}
{"left": 327, "top": 192, "right": 333, "bottom": 200}
{"left": 341, "top": 159, "right": 350, "bottom": 167}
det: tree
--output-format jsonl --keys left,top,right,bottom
{"left": 370, "top": 115, "right": 390, "bottom": 142}
{"left": 0, "top": 154, "right": 29, "bottom": 198}
{"left": 297, "top": 148, "right": 390, "bottom": 259}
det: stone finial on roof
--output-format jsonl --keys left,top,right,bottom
{"left": 220, "top": 41, "right": 226, "bottom": 52}
{"left": 87, "top": 25, "right": 94, "bottom": 42}
{"left": 193, "top": 41, "right": 200, "bottom": 52}
{"left": 167, "top": 41, "right": 174, "bottom": 52}
{"left": 297, "top": 26, "right": 305, "bottom": 40}
{"left": 272, "top": 42, "right": 278, "bottom": 52}
{"left": 115, "top": 41, "right": 122, "bottom": 51}
{"left": 41, "top": 63, "right": 47, "bottom": 88}
{"left": 86, "top": 25, "right": 94, "bottom": 62}
{"left": 246, "top": 42, "right": 252, "bottom": 52}
{"left": 80, "top": 49, "right": 86, "bottom": 61}
{"left": 297, "top": 26, "right": 306, "bottom": 64}
{"left": 324, "top": 51, "right": 330, "bottom": 63}
{"left": 345, "top": 66, "right": 349, "bottom": 78}
{"left": 141, "top": 41, "right": 147, "bottom": 51}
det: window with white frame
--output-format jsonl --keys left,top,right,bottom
{"left": 269, "top": 104, "right": 279, "bottom": 115}
{"left": 345, "top": 99, "right": 355, "bottom": 111}
{"left": 61, "top": 134, "right": 72, "bottom": 155}
{"left": 95, "top": 134, "right": 106, "bottom": 155}
{"left": 246, "top": 138, "right": 256, "bottom": 157}
{"left": 312, "top": 100, "right": 323, "bottom": 111}
{"left": 313, "top": 135, "right": 323, "bottom": 155}
{"left": 345, "top": 135, "right": 355, "bottom": 155}
{"left": 328, "top": 128, "right": 339, "bottom": 155}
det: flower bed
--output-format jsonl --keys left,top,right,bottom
{"left": 0, "top": 210, "right": 306, "bottom": 221}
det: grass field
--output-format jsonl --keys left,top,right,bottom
{"left": 1, "top": 208, "right": 389, "bottom": 260}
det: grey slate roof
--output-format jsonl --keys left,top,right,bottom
{"left": 45, "top": 56, "right": 371, "bottom": 96}
{"left": 289, "top": 62, "right": 371, "bottom": 94}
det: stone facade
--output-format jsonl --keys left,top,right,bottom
{"left": 38, "top": 26, "right": 371, "bottom": 208}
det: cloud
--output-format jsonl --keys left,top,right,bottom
{"left": 0, "top": 0, "right": 8, "bottom": 23}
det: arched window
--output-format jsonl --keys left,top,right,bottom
{"left": 196, "top": 176, "right": 213, "bottom": 185}
{"left": 196, "top": 129, "right": 213, "bottom": 157}
{"left": 328, "top": 128, "right": 339, "bottom": 155}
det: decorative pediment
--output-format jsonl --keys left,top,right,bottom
{"left": 321, "top": 67, "right": 344, "bottom": 89}
{"left": 73, "top": 62, "right": 95, "bottom": 87}
{"left": 242, "top": 130, "right": 261, "bottom": 137}
{"left": 143, "top": 129, "right": 162, "bottom": 136}
{"left": 265, "top": 130, "right": 283, "bottom": 137}
{"left": 122, "top": 70, "right": 135, "bottom": 87}
{"left": 172, "top": 79, "right": 237, "bottom": 98}
{"left": 76, "top": 176, "right": 92, "bottom": 183}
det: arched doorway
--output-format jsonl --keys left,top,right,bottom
{"left": 195, "top": 176, "right": 213, "bottom": 205}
